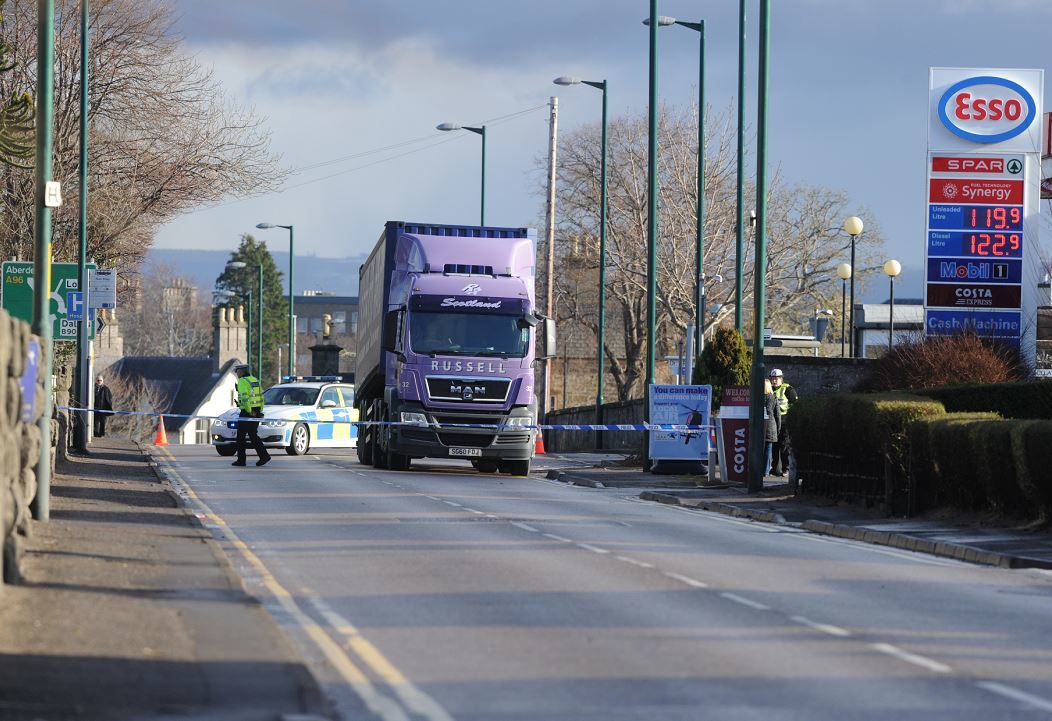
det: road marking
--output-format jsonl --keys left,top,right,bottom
{"left": 719, "top": 592, "right": 770, "bottom": 611}
{"left": 443, "top": 501, "right": 462, "bottom": 507}
{"left": 871, "top": 643, "right": 952, "bottom": 673}
{"left": 467, "top": 509, "right": 485, "bottom": 515}
{"left": 511, "top": 522, "right": 539, "bottom": 533}
{"left": 977, "top": 682, "right": 1052, "bottom": 712}
{"left": 424, "top": 496, "right": 440, "bottom": 501}
{"left": 790, "top": 615, "right": 851, "bottom": 637}
{"left": 542, "top": 533, "right": 573, "bottom": 543}
{"left": 576, "top": 543, "right": 610, "bottom": 554}
{"left": 663, "top": 572, "right": 708, "bottom": 588}
{"left": 615, "top": 555, "right": 654, "bottom": 568}
{"left": 153, "top": 449, "right": 447, "bottom": 721}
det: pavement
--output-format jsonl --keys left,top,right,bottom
{"left": 544, "top": 462, "right": 1052, "bottom": 570}
{"left": 0, "top": 439, "right": 332, "bottom": 721}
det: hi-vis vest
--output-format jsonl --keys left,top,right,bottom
{"left": 236, "top": 375, "right": 264, "bottom": 412}
{"left": 773, "top": 383, "right": 792, "bottom": 415}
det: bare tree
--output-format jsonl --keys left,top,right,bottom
{"left": 0, "top": 0, "right": 285, "bottom": 277}
{"left": 121, "top": 260, "right": 213, "bottom": 358}
{"left": 546, "top": 105, "right": 884, "bottom": 401}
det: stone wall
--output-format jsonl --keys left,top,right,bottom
{"left": 0, "top": 308, "right": 46, "bottom": 585}
{"left": 761, "top": 354, "right": 872, "bottom": 396}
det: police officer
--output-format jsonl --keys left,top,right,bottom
{"left": 769, "top": 368, "right": 798, "bottom": 477}
{"left": 233, "top": 363, "right": 271, "bottom": 467}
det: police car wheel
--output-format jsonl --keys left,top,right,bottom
{"left": 216, "top": 445, "right": 237, "bottom": 457}
{"left": 286, "top": 423, "right": 310, "bottom": 456}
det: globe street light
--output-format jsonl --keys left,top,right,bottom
{"left": 554, "top": 75, "right": 609, "bottom": 446}
{"left": 836, "top": 262, "right": 852, "bottom": 358}
{"left": 883, "top": 259, "right": 902, "bottom": 352}
{"left": 436, "top": 122, "right": 487, "bottom": 225}
{"left": 842, "top": 215, "right": 863, "bottom": 357}
{"left": 644, "top": 15, "right": 707, "bottom": 357}
{"left": 257, "top": 222, "right": 295, "bottom": 377}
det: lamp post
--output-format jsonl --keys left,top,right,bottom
{"left": 554, "top": 75, "right": 608, "bottom": 447}
{"left": 74, "top": 0, "right": 90, "bottom": 452}
{"left": 256, "top": 222, "right": 294, "bottom": 377}
{"left": 645, "top": 15, "right": 706, "bottom": 354}
{"left": 884, "top": 259, "right": 902, "bottom": 352}
{"left": 836, "top": 262, "right": 852, "bottom": 358}
{"left": 842, "top": 215, "right": 863, "bottom": 358}
{"left": 645, "top": 0, "right": 659, "bottom": 391}
{"left": 735, "top": 0, "right": 748, "bottom": 331}
{"left": 436, "top": 122, "right": 487, "bottom": 225}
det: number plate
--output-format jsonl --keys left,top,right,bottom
{"left": 449, "top": 447, "right": 482, "bottom": 457}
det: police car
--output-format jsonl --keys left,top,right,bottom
{"left": 211, "top": 376, "right": 358, "bottom": 457}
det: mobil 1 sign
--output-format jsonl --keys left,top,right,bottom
{"left": 925, "top": 68, "right": 1043, "bottom": 360}
{"left": 0, "top": 261, "right": 96, "bottom": 340}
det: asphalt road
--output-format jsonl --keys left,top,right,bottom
{"left": 155, "top": 446, "right": 1052, "bottom": 721}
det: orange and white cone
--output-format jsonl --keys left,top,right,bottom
{"left": 153, "top": 416, "right": 169, "bottom": 446}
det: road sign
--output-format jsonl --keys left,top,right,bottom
{"left": 67, "top": 291, "right": 84, "bottom": 321}
{"left": 1, "top": 261, "right": 96, "bottom": 340}
{"left": 926, "top": 309, "right": 1021, "bottom": 338}
{"left": 88, "top": 268, "right": 116, "bottom": 309}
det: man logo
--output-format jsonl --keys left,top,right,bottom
{"left": 462, "top": 283, "right": 482, "bottom": 295}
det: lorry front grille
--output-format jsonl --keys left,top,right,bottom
{"left": 426, "top": 376, "right": 511, "bottom": 403}
{"left": 438, "top": 432, "right": 494, "bottom": 448}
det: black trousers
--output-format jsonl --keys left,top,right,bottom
{"left": 236, "top": 411, "right": 270, "bottom": 462}
{"left": 94, "top": 411, "right": 108, "bottom": 437}
{"left": 771, "top": 426, "right": 791, "bottom": 475}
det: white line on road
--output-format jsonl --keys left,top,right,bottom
{"left": 511, "top": 522, "right": 539, "bottom": 533}
{"left": 615, "top": 555, "right": 654, "bottom": 568}
{"left": 467, "top": 509, "right": 485, "bottom": 515}
{"left": 977, "top": 682, "right": 1052, "bottom": 712}
{"left": 789, "top": 615, "right": 852, "bottom": 637}
{"left": 542, "top": 533, "right": 573, "bottom": 543}
{"left": 663, "top": 572, "right": 709, "bottom": 588}
{"left": 443, "top": 501, "right": 462, "bottom": 507}
{"left": 719, "top": 592, "right": 770, "bottom": 611}
{"left": 871, "top": 643, "right": 952, "bottom": 673}
{"left": 576, "top": 543, "right": 610, "bottom": 554}
{"left": 424, "top": 496, "right": 440, "bottom": 501}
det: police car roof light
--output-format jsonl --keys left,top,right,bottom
{"left": 280, "top": 375, "right": 343, "bottom": 382}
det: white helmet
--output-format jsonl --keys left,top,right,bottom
{"left": 769, "top": 368, "right": 783, "bottom": 378}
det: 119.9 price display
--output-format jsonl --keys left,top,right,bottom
{"left": 928, "top": 203, "right": 1024, "bottom": 258}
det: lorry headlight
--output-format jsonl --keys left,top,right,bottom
{"left": 261, "top": 419, "right": 287, "bottom": 428}
{"left": 505, "top": 415, "right": 535, "bottom": 428}
{"left": 400, "top": 412, "right": 429, "bottom": 426}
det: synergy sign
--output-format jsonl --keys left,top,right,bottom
{"left": 925, "top": 68, "right": 1043, "bottom": 354}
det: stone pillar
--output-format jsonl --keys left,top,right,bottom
{"left": 310, "top": 343, "right": 342, "bottom": 377}
{"left": 213, "top": 305, "right": 248, "bottom": 372}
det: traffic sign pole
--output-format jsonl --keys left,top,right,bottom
{"left": 74, "top": 0, "right": 90, "bottom": 452}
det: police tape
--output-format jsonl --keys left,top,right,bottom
{"left": 56, "top": 405, "right": 714, "bottom": 432}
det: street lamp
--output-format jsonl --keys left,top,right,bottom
{"left": 842, "top": 215, "right": 863, "bottom": 358}
{"left": 644, "top": 15, "right": 707, "bottom": 357}
{"left": 884, "top": 259, "right": 902, "bottom": 352}
{"left": 436, "top": 122, "right": 487, "bottom": 225}
{"left": 256, "top": 222, "right": 294, "bottom": 377}
{"left": 554, "top": 75, "right": 608, "bottom": 447}
{"left": 836, "top": 262, "right": 852, "bottom": 358}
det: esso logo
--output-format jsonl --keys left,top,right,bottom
{"left": 939, "top": 76, "right": 1036, "bottom": 143}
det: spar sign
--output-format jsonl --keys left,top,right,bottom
{"left": 925, "top": 68, "right": 1043, "bottom": 363}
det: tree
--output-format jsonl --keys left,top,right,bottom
{"left": 121, "top": 260, "right": 212, "bottom": 357}
{"left": 546, "top": 105, "right": 885, "bottom": 400}
{"left": 214, "top": 234, "right": 286, "bottom": 386}
{"left": 0, "top": 0, "right": 284, "bottom": 279}
{"left": 693, "top": 326, "right": 751, "bottom": 409}
{"left": 0, "top": 2, "right": 32, "bottom": 167}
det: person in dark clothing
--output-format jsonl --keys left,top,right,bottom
{"left": 763, "top": 377, "right": 781, "bottom": 477}
{"left": 93, "top": 375, "right": 113, "bottom": 438}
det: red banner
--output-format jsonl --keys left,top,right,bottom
{"left": 718, "top": 386, "right": 749, "bottom": 484}
{"left": 929, "top": 178, "right": 1023, "bottom": 205}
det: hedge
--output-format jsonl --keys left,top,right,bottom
{"left": 968, "top": 420, "right": 1027, "bottom": 516}
{"left": 907, "top": 412, "right": 1000, "bottom": 512}
{"left": 919, "top": 380, "right": 1052, "bottom": 420}
{"left": 1011, "top": 420, "right": 1052, "bottom": 523}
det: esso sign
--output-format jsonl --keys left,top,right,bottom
{"left": 939, "top": 76, "right": 1036, "bottom": 143}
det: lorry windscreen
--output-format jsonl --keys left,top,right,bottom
{"left": 410, "top": 311, "right": 529, "bottom": 358}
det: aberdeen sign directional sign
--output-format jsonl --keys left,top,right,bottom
{"left": 1, "top": 261, "right": 96, "bottom": 340}
{"left": 925, "top": 68, "right": 1043, "bottom": 360}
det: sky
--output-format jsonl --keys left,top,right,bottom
{"left": 155, "top": 0, "right": 1052, "bottom": 301}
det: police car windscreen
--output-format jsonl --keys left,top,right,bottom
{"left": 410, "top": 311, "right": 528, "bottom": 358}
{"left": 263, "top": 387, "right": 321, "bottom": 406}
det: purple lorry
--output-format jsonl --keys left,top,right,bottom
{"left": 354, "top": 221, "right": 555, "bottom": 475}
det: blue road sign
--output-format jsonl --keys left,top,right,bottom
{"left": 926, "top": 309, "right": 1022, "bottom": 338}
{"left": 66, "top": 291, "right": 84, "bottom": 321}
{"left": 926, "top": 257, "right": 1021, "bottom": 284}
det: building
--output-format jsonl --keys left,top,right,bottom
{"left": 853, "top": 302, "right": 924, "bottom": 358}
{"left": 287, "top": 292, "right": 359, "bottom": 376}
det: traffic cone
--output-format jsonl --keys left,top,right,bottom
{"left": 153, "top": 416, "right": 169, "bottom": 446}
{"left": 534, "top": 431, "right": 545, "bottom": 455}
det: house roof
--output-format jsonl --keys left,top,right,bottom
{"left": 106, "top": 356, "right": 240, "bottom": 431}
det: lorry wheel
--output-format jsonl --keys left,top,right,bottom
{"left": 387, "top": 449, "right": 411, "bottom": 472}
{"left": 286, "top": 423, "right": 310, "bottom": 456}
{"left": 216, "top": 445, "right": 237, "bottom": 457}
{"left": 476, "top": 460, "right": 499, "bottom": 474}
{"left": 358, "top": 432, "right": 373, "bottom": 465}
{"left": 503, "top": 459, "right": 531, "bottom": 477}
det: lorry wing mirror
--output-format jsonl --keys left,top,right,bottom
{"left": 540, "top": 317, "right": 557, "bottom": 359}
{"left": 382, "top": 309, "right": 401, "bottom": 353}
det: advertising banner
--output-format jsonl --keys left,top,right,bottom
{"left": 925, "top": 283, "right": 1020, "bottom": 309}
{"left": 647, "top": 384, "right": 712, "bottom": 462}
{"left": 718, "top": 386, "right": 749, "bottom": 485}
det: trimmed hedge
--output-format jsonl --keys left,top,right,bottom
{"left": 968, "top": 420, "right": 1027, "bottom": 516}
{"left": 919, "top": 380, "right": 1052, "bottom": 420}
{"left": 1011, "top": 420, "right": 1052, "bottom": 523}
{"left": 907, "top": 413, "right": 1000, "bottom": 511}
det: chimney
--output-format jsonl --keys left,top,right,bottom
{"left": 309, "top": 341, "right": 342, "bottom": 377}
{"left": 213, "top": 305, "right": 248, "bottom": 372}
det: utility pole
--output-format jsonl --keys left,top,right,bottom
{"left": 74, "top": 0, "right": 89, "bottom": 452}
{"left": 540, "top": 96, "right": 558, "bottom": 426}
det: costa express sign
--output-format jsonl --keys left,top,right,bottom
{"left": 939, "top": 76, "right": 1037, "bottom": 143}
